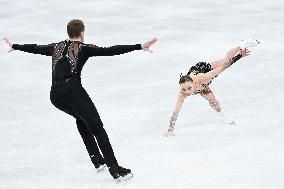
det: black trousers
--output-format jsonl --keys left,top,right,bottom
{"left": 50, "top": 78, "right": 118, "bottom": 167}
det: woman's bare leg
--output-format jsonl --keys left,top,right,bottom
{"left": 209, "top": 46, "right": 241, "bottom": 69}
{"left": 200, "top": 88, "right": 221, "bottom": 112}
{"left": 200, "top": 88, "right": 236, "bottom": 124}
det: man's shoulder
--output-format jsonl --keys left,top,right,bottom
{"left": 51, "top": 41, "right": 98, "bottom": 52}
{"left": 52, "top": 40, "right": 66, "bottom": 48}
{"left": 81, "top": 43, "right": 98, "bottom": 48}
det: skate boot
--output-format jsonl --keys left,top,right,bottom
{"left": 239, "top": 38, "right": 260, "bottom": 50}
{"left": 91, "top": 155, "right": 106, "bottom": 172}
{"left": 109, "top": 165, "right": 133, "bottom": 183}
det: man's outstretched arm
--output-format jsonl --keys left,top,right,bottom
{"left": 84, "top": 38, "right": 157, "bottom": 57}
{"left": 3, "top": 36, "right": 55, "bottom": 56}
{"left": 84, "top": 44, "right": 142, "bottom": 57}
{"left": 12, "top": 44, "right": 55, "bottom": 56}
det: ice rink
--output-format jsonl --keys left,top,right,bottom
{"left": 0, "top": 0, "right": 284, "bottom": 188}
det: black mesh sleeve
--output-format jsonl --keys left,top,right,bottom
{"left": 230, "top": 54, "right": 242, "bottom": 63}
{"left": 225, "top": 54, "right": 243, "bottom": 68}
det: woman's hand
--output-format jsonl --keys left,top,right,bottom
{"left": 239, "top": 48, "right": 250, "bottom": 57}
{"left": 3, "top": 36, "right": 14, "bottom": 53}
{"left": 141, "top": 38, "right": 157, "bottom": 53}
{"left": 163, "top": 130, "right": 175, "bottom": 137}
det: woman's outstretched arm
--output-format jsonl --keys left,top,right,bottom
{"left": 3, "top": 36, "right": 55, "bottom": 56}
{"left": 192, "top": 48, "right": 250, "bottom": 84}
{"left": 163, "top": 89, "right": 187, "bottom": 137}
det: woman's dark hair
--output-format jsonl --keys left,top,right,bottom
{"left": 67, "top": 19, "right": 85, "bottom": 38}
{"left": 179, "top": 73, "right": 193, "bottom": 84}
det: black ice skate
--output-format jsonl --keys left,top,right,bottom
{"left": 91, "top": 155, "right": 106, "bottom": 172}
{"left": 109, "top": 165, "right": 133, "bottom": 183}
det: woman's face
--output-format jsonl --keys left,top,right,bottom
{"left": 180, "top": 81, "right": 194, "bottom": 95}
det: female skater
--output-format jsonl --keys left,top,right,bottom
{"left": 163, "top": 39, "right": 259, "bottom": 137}
{"left": 3, "top": 19, "right": 157, "bottom": 182}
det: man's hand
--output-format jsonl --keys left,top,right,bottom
{"left": 239, "top": 48, "right": 250, "bottom": 57}
{"left": 3, "top": 36, "right": 14, "bottom": 53}
{"left": 141, "top": 38, "right": 157, "bottom": 53}
{"left": 163, "top": 130, "right": 174, "bottom": 137}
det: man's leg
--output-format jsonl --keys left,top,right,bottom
{"left": 69, "top": 85, "right": 118, "bottom": 168}
{"left": 51, "top": 86, "right": 107, "bottom": 169}
{"left": 76, "top": 118, "right": 101, "bottom": 157}
{"left": 76, "top": 118, "right": 106, "bottom": 168}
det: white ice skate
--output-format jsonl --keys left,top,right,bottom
{"left": 109, "top": 165, "right": 134, "bottom": 184}
{"left": 96, "top": 164, "right": 107, "bottom": 173}
{"left": 219, "top": 110, "right": 236, "bottom": 125}
{"left": 115, "top": 173, "right": 134, "bottom": 184}
{"left": 239, "top": 38, "right": 260, "bottom": 50}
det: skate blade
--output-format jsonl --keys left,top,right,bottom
{"left": 115, "top": 173, "right": 133, "bottom": 184}
{"left": 229, "top": 121, "right": 237, "bottom": 125}
{"left": 225, "top": 121, "right": 236, "bottom": 126}
{"left": 96, "top": 164, "right": 106, "bottom": 173}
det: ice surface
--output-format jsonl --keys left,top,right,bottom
{"left": 0, "top": 0, "right": 284, "bottom": 188}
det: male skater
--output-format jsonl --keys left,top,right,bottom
{"left": 3, "top": 19, "right": 157, "bottom": 182}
